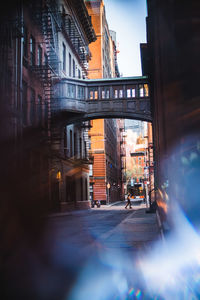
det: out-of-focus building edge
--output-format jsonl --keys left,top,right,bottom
{"left": 144, "top": 0, "right": 200, "bottom": 232}
{"left": 85, "top": 0, "right": 125, "bottom": 205}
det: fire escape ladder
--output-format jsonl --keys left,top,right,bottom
{"left": 28, "top": 1, "right": 61, "bottom": 103}
{"left": 82, "top": 121, "right": 93, "bottom": 164}
{"left": 62, "top": 13, "right": 89, "bottom": 78}
{"left": 41, "top": 4, "right": 61, "bottom": 102}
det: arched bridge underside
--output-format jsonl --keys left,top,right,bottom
{"left": 52, "top": 76, "right": 152, "bottom": 125}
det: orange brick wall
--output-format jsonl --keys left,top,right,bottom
{"left": 86, "top": 1, "right": 117, "bottom": 203}
{"left": 86, "top": 1, "right": 103, "bottom": 79}
{"left": 93, "top": 153, "right": 107, "bottom": 201}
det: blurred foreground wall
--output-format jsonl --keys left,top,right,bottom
{"left": 146, "top": 0, "right": 200, "bottom": 228}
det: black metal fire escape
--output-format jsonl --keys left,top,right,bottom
{"left": 29, "top": 0, "right": 61, "bottom": 102}
{"left": 61, "top": 10, "right": 91, "bottom": 78}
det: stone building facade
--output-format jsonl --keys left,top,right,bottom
{"left": 0, "top": 0, "right": 96, "bottom": 215}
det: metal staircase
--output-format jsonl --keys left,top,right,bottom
{"left": 81, "top": 121, "right": 93, "bottom": 163}
{"left": 29, "top": 0, "right": 61, "bottom": 103}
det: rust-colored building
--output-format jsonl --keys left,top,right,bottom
{"left": 85, "top": 0, "right": 122, "bottom": 204}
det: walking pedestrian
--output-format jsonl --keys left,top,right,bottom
{"left": 125, "top": 193, "right": 132, "bottom": 209}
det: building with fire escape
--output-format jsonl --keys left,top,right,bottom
{"left": 50, "top": 0, "right": 96, "bottom": 211}
{"left": 0, "top": 0, "right": 96, "bottom": 213}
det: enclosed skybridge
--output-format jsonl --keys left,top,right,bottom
{"left": 53, "top": 76, "right": 151, "bottom": 124}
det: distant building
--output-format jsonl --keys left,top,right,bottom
{"left": 125, "top": 119, "right": 146, "bottom": 138}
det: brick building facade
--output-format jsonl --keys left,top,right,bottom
{"left": 85, "top": 0, "right": 123, "bottom": 204}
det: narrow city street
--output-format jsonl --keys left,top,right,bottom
{"left": 0, "top": 0, "right": 199, "bottom": 299}
{"left": 40, "top": 202, "right": 162, "bottom": 299}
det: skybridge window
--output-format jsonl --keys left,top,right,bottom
{"left": 67, "top": 84, "right": 76, "bottom": 98}
{"left": 113, "top": 86, "right": 123, "bottom": 99}
{"left": 89, "top": 88, "right": 98, "bottom": 100}
{"left": 126, "top": 86, "right": 136, "bottom": 98}
{"left": 77, "top": 86, "right": 85, "bottom": 99}
{"left": 144, "top": 84, "right": 149, "bottom": 96}
{"left": 101, "top": 87, "right": 109, "bottom": 99}
{"left": 106, "top": 89, "right": 109, "bottom": 98}
{"left": 119, "top": 89, "right": 123, "bottom": 98}
{"left": 139, "top": 84, "right": 149, "bottom": 97}
{"left": 139, "top": 84, "right": 144, "bottom": 97}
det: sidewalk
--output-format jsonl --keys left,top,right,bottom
{"left": 101, "top": 205, "right": 163, "bottom": 251}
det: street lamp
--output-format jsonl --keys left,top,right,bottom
{"left": 107, "top": 182, "right": 110, "bottom": 204}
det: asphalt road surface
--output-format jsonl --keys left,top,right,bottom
{"left": 3, "top": 202, "right": 162, "bottom": 300}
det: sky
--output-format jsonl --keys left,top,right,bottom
{"left": 103, "top": 0, "right": 147, "bottom": 77}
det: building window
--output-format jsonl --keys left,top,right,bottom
{"left": 37, "top": 95, "right": 42, "bottom": 124}
{"left": 84, "top": 141, "right": 87, "bottom": 158}
{"left": 73, "top": 59, "right": 75, "bottom": 77}
{"left": 132, "top": 88, "right": 136, "bottom": 97}
{"left": 64, "top": 128, "right": 68, "bottom": 157}
{"left": 119, "top": 89, "right": 123, "bottom": 98}
{"left": 65, "top": 176, "right": 73, "bottom": 202}
{"left": 139, "top": 85, "right": 144, "bottom": 97}
{"left": 78, "top": 69, "right": 81, "bottom": 79}
{"left": 74, "top": 132, "right": 77, "bottom": 157}
{"left": 89, "top": 164, "right": 93, "bottom": 176}
{"left": 114, "top": 86, "right": 123, "bottom": 99}
{"left": 22, "top": 25, "right": 28, "bottom": 58}
{"left": 69, "top": 53, "right": 71, "bottom": 76}
{"left": 77, "top": 86, "right": 84, "bottom": 99}
{"left": 67, "top": 84, "right": 76, "bottom": 98}
{"left": 62, "top": 43, "right": 66, "bottom": 71}
{"left": 37, "top": 45, "right": 42, "bottom": 66}
{"left": 89, "top": 88, "right": 98, "bottom": 100}
{"left": 30, "top": 36, "right": 36, "bottom": 66}
{"left": 22, "top": 81, "right": 28, "bottom": 126}
{"left": 85, "top": 178, "right": 88, "bottom": 200}
{"left": 144, "top": 84, "right": 149, "bottom": 97}
{"left": 127, "top": 86, "right": 136, "bottom": 98}
{"left": 127, "top": 89, "right": 131, "bottom": 98}
{"left": 106, "top": 89, "right": 109, "bottom": 98}
{"left": 44, "top": 53, "right": 48, "bottom": 65}
{"left": 70, "top": 130, "right": 73, "bottom": 157}
{"left": 30, "top": 88, "right": 35, "bottom": 126}
{"left": 80, "top": 177, "right": 83, "bottom": 201}
{"left": 79, "top": 137, "right": 82, "bottom": 158}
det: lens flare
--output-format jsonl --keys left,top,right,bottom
{"left": 136, "top": 289, "right": 142, "bottom": 298}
